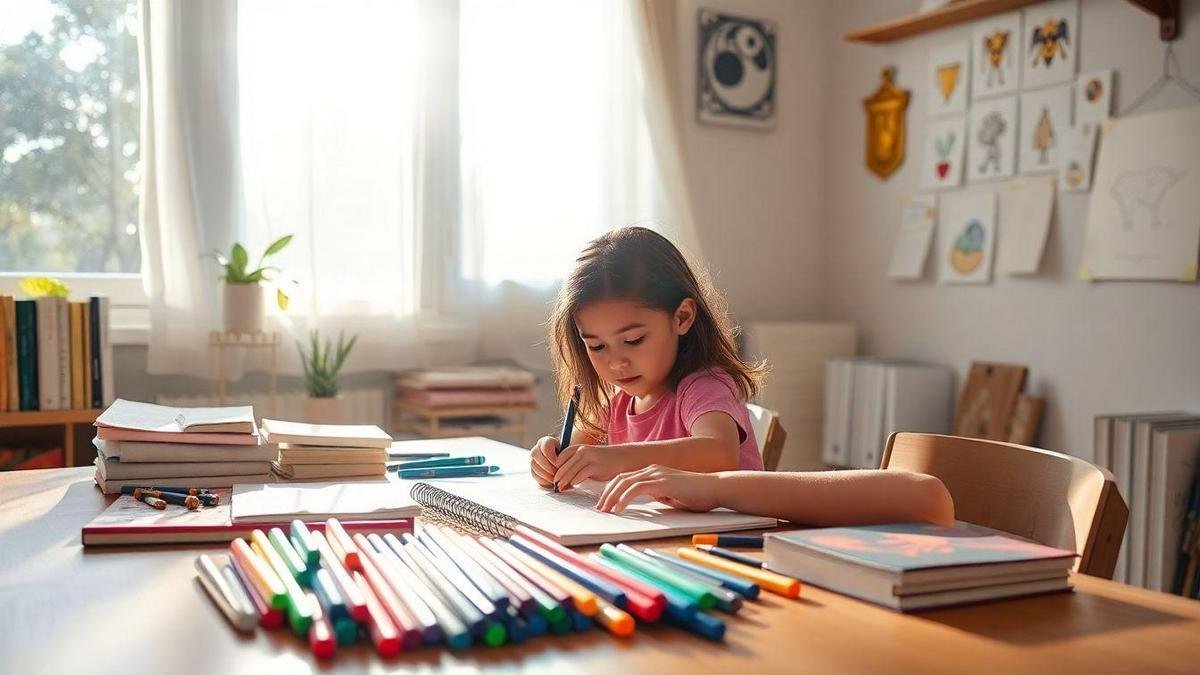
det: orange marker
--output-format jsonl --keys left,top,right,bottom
{"left": 677, "top": 547, "right": 801, "bottom": 599}
{"left": 497, "top": 540, "right": 598, "bottom": 616}
{"left": 230, "top": 538, "right": 287, "bottom": 610}
{"left": 305, "top": 590, "right": 337, "bottom": 659}
{"left": 593, "top": 596, "right": 635, "bottom": 637}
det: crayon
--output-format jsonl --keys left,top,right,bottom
{"left": 692, "top": 534, "right": 764, "bottom": 549}
{"left": 391, "top": 455, "right": 486, "bottom": 470}
{"left": 642, "top": 548, "right": 760, "bottom": 599}
{"left": 229, "top": 551, "right": 285, "bottom": 629}
{"left": 568, "top": 607, "right": 593, "bottom": 632}
{"left": 593, "top": 596, "right": 635, "bottom": 637}
{"left": 229, "top": 537, "right": 288, "bottom": 610}
{"left": 696, "top": 544, "right": 765, "bottom": 568}
{"left": 309, "top": 530, "right": 370, "bottom": 621}
{"left": 677, "top": 547, "right": 801, "bottom": 599}
{"left": 134, "top": 491, "right": 166, "bottom": 509}
{"left": 352, "top": 570, "right": 402, "bottom": 657}
{"left": 304, "top": 590, "right": 337, "bottom": 659}
{"left": 133, "top": 488, "right": 199, "bottom": 509}
{"left": 194, "top": 554, "right": 256, "bottom": 632}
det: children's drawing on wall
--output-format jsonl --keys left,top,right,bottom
{"left": 927, "top": 42, "right": 970, "bottom": 116}
{"left": 921, "top": 116, "right": 966, "bottom": 190}
{"left": 1019, "top": 86, "right": 1071, "bottom": 174}
{"left": 888, "top": 193, "right": 938, "bottom": 280}
{"left": 971, "top": 12, "right": 1021, "bottom": 100}
{"left": 697, "top": 9, "right": 777, "bottom": 129}
{"left": 1058, "top": 122, "right": 1099, "bottom": 192}
{"left": 1075, "top": 70, "right": 1114, "bottom": 124}
{"left": 1082, "top": 106, "right": 1200, "bottom": 281}
{"left": 968, "top": 96, "right": 1018, "bottom": 182}
{"left": 939, "top": 191, "right": 997, "bottom": 283}
{"left": 1021, "top": 0, "right": 1078, "bottom": 90}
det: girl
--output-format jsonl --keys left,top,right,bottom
{"left": 530, "top": 226, "right": 954, "bottom": 527}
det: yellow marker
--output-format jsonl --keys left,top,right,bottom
{"left": 677, "top": 547, "right": 801, "bottom": 599}
{"left": 593, "top": 596, "right": 635, "bottom": 637}
{"left": 500, "top": 541, "right": 599, "bottom": 616}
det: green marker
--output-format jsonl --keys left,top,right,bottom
{"left": 599, "top": 544, "right": 715, "bottom": 610}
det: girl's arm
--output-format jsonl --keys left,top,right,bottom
{"left": 595, "top": 465, "right": 956, "bottom": 527}
{"left": 551, "top": 411, "right": 740, "bottom": 489}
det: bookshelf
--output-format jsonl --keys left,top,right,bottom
{"left": 0, "top": 408, "right": 102, "bottom": 467}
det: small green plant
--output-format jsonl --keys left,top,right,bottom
{"left": 18, "top": 276, "right": 70, "bottom": 298}
{"left": 206, "top": 234, "right": 294, "bottom": 309}
{"left": 297, "top": 329, "right": 358, "bottom": 398}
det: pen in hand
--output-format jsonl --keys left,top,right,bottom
{"left": 552, "top": 385, "right": 581, "bottom": 493}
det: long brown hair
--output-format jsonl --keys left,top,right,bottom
{"left": 548, "top": 226, "right": 766, "bottom": 441}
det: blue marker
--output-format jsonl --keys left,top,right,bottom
{"left": 391, "top": 455, "right": 486, "bottom": 471}
{"left": 397, "top": 465, "right": 500, "bottom": 479}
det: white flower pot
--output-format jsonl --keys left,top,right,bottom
{"left": 304, "top": 395, "right": 351, "bottom": 425}
{"left": 223, "top": 283, "right": 264, "bottom": 334}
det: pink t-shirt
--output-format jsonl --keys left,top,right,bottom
{"left": 607, "top": 369, "right": 763, "bottom": 471}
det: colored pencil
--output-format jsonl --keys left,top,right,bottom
{"left": 397, "top": 534, "right": 489, "bottom": 635}
{"left": 677, "top": 547, "right": 801, "bottom": 598}
{"left": 443, "top": 529, "right": 537, "bottom": 615}
{"left": 396, "top": 465, "right": 500, "bottom": 479}
{"left": 696, "top": 544, "right": 766, "bottom": 568}
{"left": 267, "top": 527, "right": 311, "bottom": 586}
{"left": 290, "top": 519, "right": 321, "bottom": 566}
{"left": 310, "top": 566, "right": 349, "bottom": 620}
{"left": 642, "top": 548, "right": 760, "bottom": 599}
{"left": 593, "top": 595, "right": 635, "bottom": 637}
{"left": 249, "top": 531, "right": 315, "bottom": 634}
{"left": 354, "top": 533, "right": 440, "bottom": 646}
{"left": 588, "top": 553, "right": 697, "bottom": 620}
{"left": 631, "top": 549, "right": 742, "bottom": 613}
{"left": 421, "top": 528, "right": 511, "bottom": 612}
{"left": 552, "top": 385, "right": 580, "bottom": 492}
{"left": 692, "top": 533, "right": 764, "bottom": 549}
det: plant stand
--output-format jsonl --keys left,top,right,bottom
{"left": 209, "top": 330, "right": 280, "bottom": 417}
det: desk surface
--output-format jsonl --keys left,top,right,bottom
{"left": 2, "top": 465, "right": 1200, "bottom": 674}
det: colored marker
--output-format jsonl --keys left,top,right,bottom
{"left": 398, "top": 534, "right": 489, "bottom": 635}
{"left": 249, "top": 530, "right": 315, "bottom": 634}
{"left": 309, "top": 530, "right": 370, "bottom": 621}
{"left": 677, "top": 547, "right": 801, "bottom": 598}
{"left": 501, "top": 605, "right": 529, "bottom": 645}
{"left": 593, "top": 596, "right": 635, "bottom": 637}
{"left": 290, "top": 519, "right": 321, "bottom": 566}
{"left": 692, "top": 534, "right": 764, "bottom": 549}
{"left": 267, "top": 527, "right": 311, "bottom": 586}
{"left": 510, "top": 535, "right": 628, "bottom": 608}
{"left": 363, "top": 533, "right": 443, "bottom": 644}
{"left": 511, "top": 602, "right": 547, "bottom": 636}
{"left": 642, "top": 548, "right": 760, "bottom": 599}
{"left": 379, "top": 535, "right": 472, "bottom": 650}
{"left": 230, "top": 537, "right": 287, "bottom": 610}
{"left": 444, "top": 529, "right": 537, "bottom": 615}
{"left": 354, "top": 542, "right": 423, "bottom": 650}
{"left": 568, "top": 607, "right": 593, "bottom": 632}
{"left": 552, "top": 385, "right": 580, "bottom": 492}
{"left": 304, "top": 590, "right": 337, "bottom": 659}
{"left": 391, "top": 455, "right": 486, "bottom": 470}
{"left": 325, "top": 519, "right": 362, "bottom": 571}
{"left": 333, "top": 616, "right": 359, "bottom": 646}
{"left": 514, "top": 526, "right": 664, "bottom": 621}
{"left": 423, "top": 527, "right": 512, "bottom": 611}
{"left": 396, "top": 465, "right": 500, "bottom": 479}
{"left": 404, "top": 532, "right": 500, "bottom": 619}
{"left": 352, "top": 571, "right": 402, "bottom": 657}
{"left": 310, "top": 567, "right": 348, "bottom": 620}
{"left": 495, "top": 539, "right": 598, "bottom": 616}
{"left": 602, "top": 544, "right": 715, "bottom": 609}
{"left": 588, "top": 553, "right": 697, "bottom": 620}
{"left": 664, "top": 604, "right": 726, "bottom": 642}
{"left": 476, "top": 537, "right": 569, "bottom": 623}
{"left": 194, "top": 554, "right": 256, "bottom": 632}
{"left": 696, "top": 544, "right": 765, "bottom": 568}
{"left": 632, "top": 548, "right": 742, "bottom": 613}
{"left": 229, "top": 552, "right": 284, "bottom": 629}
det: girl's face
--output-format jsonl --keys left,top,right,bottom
{"left": 574, "top": 298, "right": 696, "bottom": 401}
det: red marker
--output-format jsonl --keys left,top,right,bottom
{"left": 353, "top": 570, "right": 402, "bottom": 657}
{"left": 325, "top": 519, "right": 362, "bottom": 571}
{"left": 309, "top": 530, "right": 369, "bottom": 621}
{"left": 305, "top": 590, "right": 336, "bottom": 659}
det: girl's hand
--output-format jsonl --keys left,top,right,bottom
{"left": 551, "top": 445, "right": 633, "bottom": 491}
{"left": 596, "top": 465, "right": 722, "bottom": 514}
{"left": 530, "top": 436, "right": 560, "bottom": 489}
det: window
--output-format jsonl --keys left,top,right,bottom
{"left": 0, "top": 0, "right": 142, "bottom": 278}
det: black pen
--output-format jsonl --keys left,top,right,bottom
{"left": 552, "top": 385, "right": 581, "bottom": 493}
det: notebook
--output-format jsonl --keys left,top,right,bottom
{"left": 408, "top": 440, "right": 777, "bottom": 546}
{"left": 81, "top": 490, "right": 412, "bottom": 546}
{"left": 96, "top": 399, "right": 257, "bottom": 435}
{"left": 764, "top": 522, "right": 1076, "bottom": 611}
{"left": 231, "top": 480, "right": 421, "bottom": 524}
{"left": 260, "top": 419, "right": 392, "bottom": 449}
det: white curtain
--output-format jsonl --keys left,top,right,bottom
{"left": 138, "top": 0, "right": 239, "bottom": 377}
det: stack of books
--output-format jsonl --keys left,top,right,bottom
{"left": 764, "top": 522, "right": 1076, "bottom": 611}
{"left": 92, "top": 399, "right": 273, "bottom": 494}
{"left": 394, "top": 365, "right": 537, "bottom": 409}
{"left": 262, "top": 419, "right": 391, "bottom": 480}
{"left": 0, "top": 294, "right": 114, "bottom": 412}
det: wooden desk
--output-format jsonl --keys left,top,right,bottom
{"left": 2, "top": 467, "right": 1199, "bottom": 673}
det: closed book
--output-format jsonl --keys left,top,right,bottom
{"left": 1147, "top": 426, "right": 1200, "bottom": 593}
{"left": 765, "top": 522, "right": 1075, "bottom": 611}
{"left": 271, "top": 462, "right": 387, "bottom": 480}
{"left": 35, "top": 297, "right": 60, "bottom": 411}
{"left": 96, "top": 296, "right": 113, "bottom": 406}
{"left": 82, "top": 490, "right": 412, "bottom": 546}
{"left": 277, "top": 443, "right": 388, "bottom": 465}
{"left": 55, "top": 296, "right": 69, "bottom": 409}
{"left": 94, "top": 438, "right": 275, "bottom": 463}
{"left": 3, "top": 296, "right": 17, "bottom": 411}
{"left": 0, "top": 295, "right": 7, "bottom": 412}
{"left": 88, "top": 297, "right": 102, "bottom": 408}
{"left": 260, "top": 419, "right": 392, "bottom": 448}
{"left": 395, "top": 366, "right": 536, "bottom": 390}
{"left": 69, "top": 302, "right": 85, "bottom": 410}
{"left": 93, "top": 471, "right": 273, "bottom": 495}
{"left": 81, "top": 303, "right": 92, "bottom": 408}
{"left": 398, "top": 387, "right": 536, "bottom": 408}
{"left": 95, "top": 455, "right": 273, "bottom": 482}
{"left": 15, "top": 300, "right": 38, "bottom": 411}
{"left": 1132, "top": 415, "right": 1200, "bottom": 588}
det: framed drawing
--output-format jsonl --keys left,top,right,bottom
{"left": 1018, "top": 85, "right": 1072, "bottom": 175}
{"left": 697, "top": 9, "right": 777, "bottom": 128}
{"left": 967, "top": 95, "right": 1019, "bottom": 182}
{"left": 1022, "top": 0, "right": 1078, "bottom": 90}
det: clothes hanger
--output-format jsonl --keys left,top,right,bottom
{"left": 1121, "top": 42, "right": 1200, "bottom": 115}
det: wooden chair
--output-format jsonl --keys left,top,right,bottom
{"left": 880, "top": 432, "right": 1128, "bottom": 579}
{"left": 746, "top": 403, "right": 787, "bottom": 471}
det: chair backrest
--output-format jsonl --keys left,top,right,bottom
{"left": 746, "top": 403, "right": 787, "bottom": 471}
{"left": 881, "top": 432, "right": 1128, "bottom": 579}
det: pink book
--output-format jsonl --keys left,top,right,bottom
{"left": 95, "top": 427, "right": 262, "bottom": 445}
{"left": 399, "top": 387, "right": 536, "bottom": 408}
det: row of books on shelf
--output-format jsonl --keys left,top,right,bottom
{"left": 0, "top": 295, "right": 114, "bottom": 412}
{"left": 1094, "top": 412, "right": 1200, "bottom": 597}
{"left": 821, "top": 357, "right": 954, "bottom": 469}
{"left": 394, "top": 366, "right": 536, "bottom": 409}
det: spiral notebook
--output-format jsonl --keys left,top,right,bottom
{"left": 408, "top": 438, "right": 776, "bottom": 546}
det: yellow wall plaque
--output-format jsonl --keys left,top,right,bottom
{"left": 863, "top": 67, "right": 910, "bottom": 180}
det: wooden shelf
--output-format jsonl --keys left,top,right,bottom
{"left": 392, "top": 400, "right": 537, "bottom": 417}
{"left": 0, "top": 409, "right": 101, "bottom": 426}
{"left": 844, "top": 0, "right": 1046, "bottom": 43}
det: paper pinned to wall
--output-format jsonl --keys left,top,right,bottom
{"left": 1081, "top": 107, "right": 1200, "bottom": 281}
{"left": 927, "top": 42, "right": 970, "bottom": 116}
{"left": 888, "top": 194, "right": 938, "bottom": 279}
{"left": 996, "top": 176, "right": 1056, "bottom": 275}
{"left": 1059, "top": 121, "right": 1100, "bottom": 192}
{"left": 938, "top": 190, "right": 997, "bottom": 284}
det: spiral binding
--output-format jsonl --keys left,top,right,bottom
{"left": 409, "top": 482, "right": 518, "bottom": 538}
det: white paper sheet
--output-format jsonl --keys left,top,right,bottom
{"left": 996, "top": 176, "right": 1056, "bottom": 274}
{"left": 889, "top": 194, "right": 938, "bottom": 279}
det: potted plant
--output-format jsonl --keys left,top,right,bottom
{"left": 207, "top": 234, "right": 293, "bottom": 334}
{"left": 298, "top": 329, "right": 358, "bottom": 424}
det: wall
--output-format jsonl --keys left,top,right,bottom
{"left": 823, "top": 0, "right": 1200, "bottom": 458}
